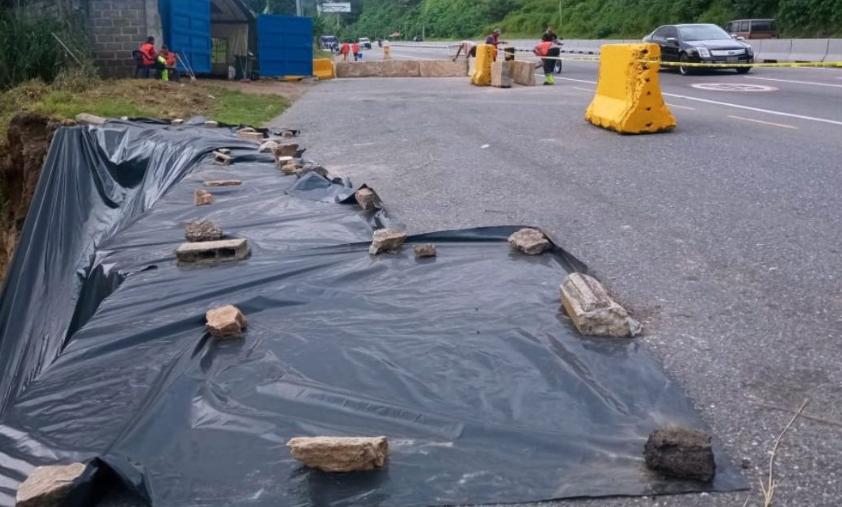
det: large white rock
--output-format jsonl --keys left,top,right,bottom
{"left": 206, "top": 305, "right": 247, "bottom": 339}
{"left": 369, "top": 229, "right": 407, "bottom": 255}
{"left": 560, "top": 273, "right": 641, "bottom": 337}
{"left": 287, "top": 436, "right": 389, "bottom": 472}
{"left": 16, "top": 463, "right": 85, "bottom": 507}
{"left": 75, "top": 113, "right": 106, "bottom": 125}
{"left": 508, "top": 228, "right": 552, "bottom": 255}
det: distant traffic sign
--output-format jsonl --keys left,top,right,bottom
{"left": 318, "top": 2, "right": 351, "bottom": 13}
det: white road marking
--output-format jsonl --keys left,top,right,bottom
{"left": 728, "top": 115, "right": 798, "bottom": 129}
{"left": 571, "top": 86, "right": 594, "bottom": 93}
{"left": 557, "top": 77, "right": 597, "bottom": 85}
{"left": 691, "top": 83, "right": 777, "bottom": 92}
{"left": 551, "top": 76, "right": 841, "bottom": 126}
{"left": 662, "top": 92, "right": 842, "bottom": 127}
{"left": 745, "top": 76, "right": 842, "bottom": 88}
{"left": 666, "top": 103, "right": 696, "bottom": 110}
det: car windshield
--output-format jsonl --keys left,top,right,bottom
{"left": 679, "top": 25, "right": 731, "bottom": 41}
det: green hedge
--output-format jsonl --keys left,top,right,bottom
{"left": 0, "top": 7, "right": 90, "bottom": 90}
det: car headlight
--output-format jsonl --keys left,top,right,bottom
{"left": 697, "top": 47, "right": 710, "bottom": 58}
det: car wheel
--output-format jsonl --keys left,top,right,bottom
{"left": 736, "top": 67, "right": 751, "bottom": 74}
{"left": 554, "top": 60, "right": 562, "bottom": 74}
{"left": 679, "top": 54, "right": 693, "bottom": 76}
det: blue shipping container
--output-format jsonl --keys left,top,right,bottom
{"left": 258, "top": 15, "right": 313, "bottom": 77}
{"left": 160, "top": 0, "right": 212, "bottom": 74}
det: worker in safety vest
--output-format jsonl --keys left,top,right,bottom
{"left": 340, "top": 41, "right": 351, "bottom": 62}
{"left": 485, "top": 28, "right": 505, "bottom": 61}
{"left": 534, "top": 33, "right": 560, "bottom": 85}
{"left": 139, "top": 36, "right": 157, "bottom": 73}
{"left": 352, "top": 41, "right": 361, "bottom": 62}
{"left": 158, "top": 46, "right": 179, "bottom": 82}
{"left": 452, "top": 41, "right": 477, "bottom": 62}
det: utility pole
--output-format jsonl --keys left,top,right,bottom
{"left": 296, "top": 0, "right": 302, "bottom": 16}
{"left": 558, "top": 0, "right": 563, "bottom": 29}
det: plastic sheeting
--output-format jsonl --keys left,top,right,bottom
{"left": 0, "top": 120, "right": 744, "bottom": 506}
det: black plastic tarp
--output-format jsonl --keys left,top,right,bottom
{"left": 0, "top": 120, "right": 744, "bottom": 506}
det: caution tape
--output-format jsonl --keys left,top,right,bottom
{"left": 645, "top": 60, "right": 842, "bottom": 68}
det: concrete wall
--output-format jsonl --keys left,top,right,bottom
{"left": 89, "top": 0, "right": 155, "bottom": 78}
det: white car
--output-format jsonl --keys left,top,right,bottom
{"left": 359, "top": 37, "right": 372, "bottom": 50}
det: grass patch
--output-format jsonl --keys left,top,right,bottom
{"left": 0, "top": 75, "right": 291, "bottom": 144}
{"left": 210, "top": 87, "right": 287, "bottom": 126}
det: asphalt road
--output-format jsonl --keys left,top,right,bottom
{"left": 270, "top": 47, "right": 842, "bottom": 507}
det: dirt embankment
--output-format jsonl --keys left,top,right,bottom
{"left": 0, "top": 113, "right": 71, "bottom": 286}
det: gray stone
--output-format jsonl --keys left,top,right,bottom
{"left": 205, "top": 180, "right": 242, "bottom": 187}
{"left": 239, "top": 130, "right": 265, "bottom": 142}
{"left": 644, "top": 428, "right": 716, "bottom": 482}
{"left": 213, "top": 151, "right": 232, "bottom": 166}
{"left": 296, "top": 165, "right": 330, "bottom": 180}
{"left": 194, "top": 189, "right": 214, "bottom": 206}
{"left": 176, "top": 239, "right": 249, "bottom": 265}
{"left": 259, "top": 140, "right": 279, "bottom": 153}
{"left": 204, "top": 120, "right": 219, "bottom": 128}
{"left": 281, "top": 163, "right": 301, "bottom": 176}
{"left": 185, "top": 220, "right": 223, "bottom": 242}
{"left": 276, "top": 156, "right": 295, "bottom": 169}
{"left": 272, "top": 143, "right": 299, "bottom": 161}
{"left": 414, "top": 244, "right": 437, "bottom": 259}
{"left": 369, "top": 229, "right": 407, "bottom": 255}
{"left": 287, "top": 436, "right": 389, "bottom": 473}
{"left": 508, "top": 228, "right": 552, "bottom": 255}
{"left": 205, "top": 305, "right": 247, "bottom": 339}
{"left": 560, "top": 273, "right": 642, "bottom": 337}
{"left": 16, "top": 462, "right": 86, "bottom": 507}
{"left": 355, "top": 188, "right": 376, "bottom": 210}
{"left": 75, "top": 113, "right": 106, "bottom": 125}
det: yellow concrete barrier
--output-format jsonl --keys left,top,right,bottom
{"left": 585, "top": 44, "right": 676, "bottom": 134}
{"left": 313, "top": 58, "right": 335, "bottom": 80}
{"left": 470, "top": 44, "right": 494, "bottom": 86}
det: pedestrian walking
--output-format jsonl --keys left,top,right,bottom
{"left": 352, "top": 41, "right": 361, "bottom": 62}
{"left": 340, "top": 41, "right": 351, "bottom": 62}
{"left": 534, "top": 33, "right": 560, "bottom": 85}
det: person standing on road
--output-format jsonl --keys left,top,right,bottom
{"left": 534, "top": 34, "right": 560, "bottom": 85}
{"left": 485, "top": 28, "right": 506, "bottom": 61}
{"left": 340, "top": 41, "right": 351, "bottom": 62}
{"left": 352, "top": 41, "right": 361, "bottom": 62}
{"left": 452, "top": 40, "right": 476, "bottom": 62}
{"left": 544, "top": 25, "right": 559, "bottom": 43}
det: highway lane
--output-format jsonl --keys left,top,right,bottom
{"left": 274, "top": 63, "right": 842, "bottom": 506}
{"left": 381, "top": 43, "right": 842, "bottom": 128}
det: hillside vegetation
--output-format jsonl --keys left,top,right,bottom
{"left": 340, "top": 0, "right": 842, "bottom": 40}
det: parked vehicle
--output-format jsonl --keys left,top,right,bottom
{"left": 414, "top": 36, "right": 423, "bottom": 42}
{"left": 724, "top": 19, "right": 778, "bottom": 39}
{"left": 319, "top": 35, "right": 337, "bottom": 51}
{"left": 643, "top": 23, "right": 754, "bottom": 76}
{"left": 359, "top": 37, "right": 372, "bottom": 50}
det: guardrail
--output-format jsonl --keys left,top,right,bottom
{"left": 394, "top": 39, "right": 842, "bottom": 63}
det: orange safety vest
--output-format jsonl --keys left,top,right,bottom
{"left": 140, "top": 42, "right": 156, "bottom": 66}
{"left": 535, "top": 41, "right": 553, "bottom": 57}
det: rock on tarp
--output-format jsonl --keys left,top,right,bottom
{"left": 0, "top": 120, "right": 744, "bottom": 506}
